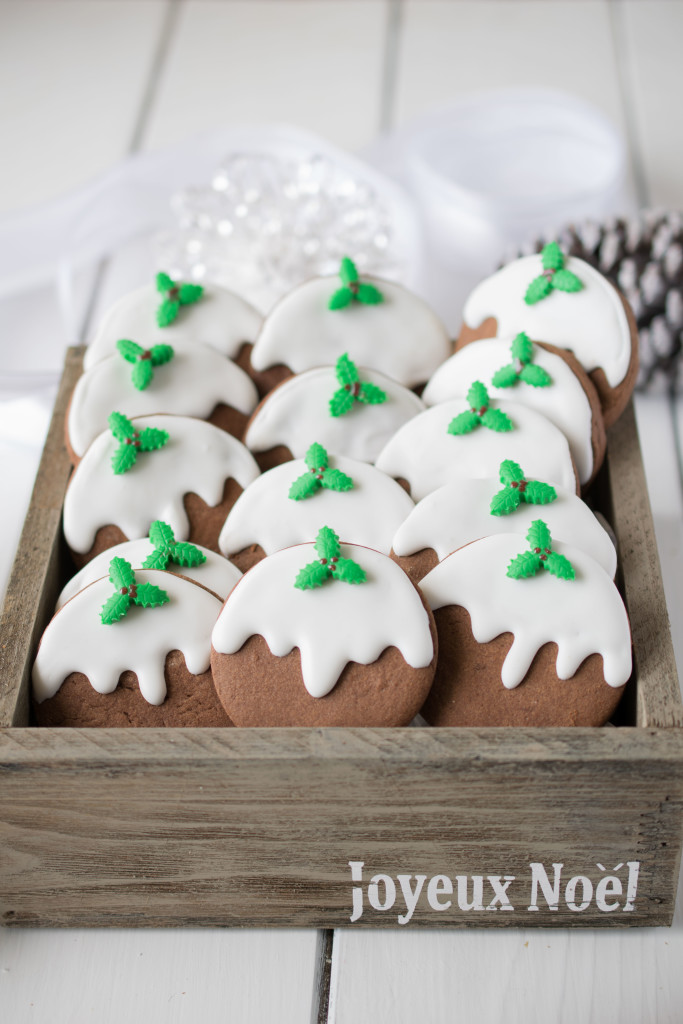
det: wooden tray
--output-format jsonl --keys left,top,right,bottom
{"left": 1, "top": 347, "right": 682, "bottom": 929}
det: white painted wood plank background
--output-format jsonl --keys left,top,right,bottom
{"left": 1, "top": 2, "right": 683, "bottom": 1022}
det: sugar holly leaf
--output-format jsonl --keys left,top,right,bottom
{"left": 481, "top": 408, "right": 513, "bottom": 432}
{"left": 329, "top": 287, "right": 353, "bottom": 310}
{"left": 333, "top": 558, "right": 366, "bottom": 584}
{"left": 178, "top": 283, "right": 203, "bottom": 305}
{"left": 358, "top": 381, "right": 387, "bottom": 405}
{"left": 142, "top": 548, "right": 171, "bottom": 571}
{"left": 339, "top": 257, "right": 359, "bottom": 286}
{"left": 315, "top": 526, "right": 340, "bottom": 561}
{"left": 100, "top": 592, "right": 131, "bottom": 625}
{"left": 295, "top": 560, "right": 330, "bottom": 591}
{"left": 305, "top": 442, "right": 329, "bottom": 471}
{"left": 525, "top": 275, "right": 552, "bottom": 305}
{"left": 522, "top": 480, "right": 557, "bottom": 505}
{"left": 138, "top": 427, "right": 169, "bottom": 452}
{"left": 289, "top": 473, "right": 321, "bottom": 501}
{"left": 491, "top": 364, "right": 519, "bottom": 388}
{"left": 507, "top": 551, "right": 543, "bottom": 579}
{"left": 467, "top": 380, "right": 489, "bottom": 411}
{"left": 116, "top": 339, "right": 143, "bottom": 362}
{"left": 321, "top": 467, "right": 354, "bottom": 492}
{"left": 527, "top": 519, "right": 552, "bottom": 551}
{"left": 112, "top": 444, "right": 137, "bottom": 475}
{"left": 552, "top": 268, "right": 583, "bottom": 293}
{"left": 108, "top": 411, "right": 135, "bottom": 441}
{"left": 330, "top": 388, "right": 354, "bottom": 417}
{"left": 511, "top": 331, "right": 533, "bottom": 364}
{"left": 490, "top": 487, "right": 521, "bottom": 516}
{"left": 541, "top": 241, "right": 564, "bottom": 271}
{"left": 156, "top": 272, "right": 174, "bottom": 293}
{"left": 132, "top": 358, "right": 154, "bottom": 391}
{"left": 157, "top": 297, "right": 180, "bottom": 327}
{"left": 150, "top": 344, "right": 174, "bottom": 366}
{"left": 545, "top": 551, "right": 575, "bottom": 580}
{"left": 149, "top": 520, "right": 175, "bottom": 551}
{"left": 519, "top": 363, "right": 552, "bottom": 387}
{"left": 499, "top": 459, "right": 524, "bottom": 485}
{"left": 133, "top": 582, "right": 170, "bottom": 608}
{"left": 356, "top": 282, "right": 384, "bottom": 305}
{"left": 171, "top": 542, "right": 206, "bottom": 567}
{"left": 335, "top": 353, "right": 359, "bottom": 386}
{"left": 448, "top": 410, "right": 480, "bottom": 435}
{"left": 109, "top": 557, "right": 136, "bottom": 590}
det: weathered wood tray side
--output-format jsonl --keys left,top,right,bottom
{"left": 1, "top": 348, "right": 683, "bottom": 930}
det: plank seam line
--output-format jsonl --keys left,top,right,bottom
{"left": 311, "top": 928, "right": 335, "bottom": 1024}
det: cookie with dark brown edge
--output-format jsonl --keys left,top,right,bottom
{"left": 419, "top": 530, "right": 632, "bottom": 727}
{"left": 62, "top": 413, "right": 260, "bottom": 567}
{"left": 66, "top": 341, "right": 260, "bottom": 464}
{"left": 422, "top": 335, "right": 606, "bottom": 490}
{"left": 33, "top": 565, "right": 232, "bottom": 728}
{"left": 210, "top": 529, "right": 437, "bottom": 727}
{"left": 456, "top": 243, "right": 639, "bottom": 427}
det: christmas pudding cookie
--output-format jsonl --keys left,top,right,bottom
{"left": 375, "top": 382, "right": 578, "bottom": 502}
{"left": 67, "top": 340, "right": 259, "bottom": 461}
{"left": 220, "top": 442, "right": 414, "bottom": 571}
{"left": 63, "top": 413, "right": 260, "bottom": 566}
{"left": 57, "top": 521, "right": 242, "bottom": 609}
{"left": 33, "top": 559, "right": 232, "bottom": 727}
{"left": 211, "top": 527, "right": 437, "bottom": 726}
{"left": 244, "top": 355, "right": 425, "bottom": 470}
{"left": 419, "top": 525, "right": 632, "bottom": 727}
{"left": 458, "top": 242, "right": 639, "bottom": 426}
{"left": 247, "top": 257, "right": 451, "bottom": 396}
{"left": 84, "top": 274, "right": 262, "bottom": 372}
{"left": 392, "top": 463, "right": 617, "bottom": 585}
{"left": 422, "top": 333, "right": 606, "bottom": 488}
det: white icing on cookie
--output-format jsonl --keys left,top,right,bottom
{"left": 212, "top": 543, "right": 434, "bottom": 698}
{"left": 462, "top": 255, "right": 632, "bottom": 388}
{"left": 392, "top": 478, "right": 617, "bottom": 578}
{"left": 219, "top": 454, "right": 414, "bottom": 557}
{"left": 84, "top": 283, "right": 262, "bottom": 370}
{"left": 33, "top": 570, "right": 222, "bottom": 706}
{"left": 57, "top": 539, "right": 242, "bottom": 610}
{"left": 422, "top": 337, "right": 596, "bottom": 485}
{"left": 69, "top": 342, "right": 259, "bottom": 458}
{"left": 420, "top": 534, "right": 631, "bottom": 688}
{"left": 250, "top": 275, "right": 451, "bottom": 387}
{"left": 245, "top": 366, "right": 425, "bottom": 463}
{"left": 63, "top": 414, "right": 260, "bottom": 554}
{"left": 375, "top": 399, "right": 577, "bottom": 502}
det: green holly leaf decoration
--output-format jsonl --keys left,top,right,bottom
{"left": 108, "top": 410, "right": 135, "bottom": 441}
{"left": 511, "top": 332, "right": 534, "bottom": 363}
{"left": 524, "top": 243, "right": 583, "bottom": 305}
{"left": 447, "top": 382, "right": 513, "bottom": 435}
{"left": 491, "top": 332, "right": 551, "bottom": 389}
{"left": 117, "top": 338, "right": 175, "bottom": 391}
{"left": 132, "top": 359, "right": 154, "bottom": 391}
{"left": 149, "top": 520, "right": 175, "bottom": 551}
{"left": 100, "top": 558, "right": 169, "bottom": 623}
{"left": 527, "top": 519, "right": 552, "bottom": 551}
{"left": 467, "top": 380, "right": 489, "bottom": 411}
{"left": 100, "top": 592, "right": 131, "bottom": 625}
{"left": 155, "top": 271, "right": 204, "bottom": 327}
{"left": 109, "top": 556, "right": 136, "bottom": 590}
{"left": 321, "top": 467, "right": 354, "bottom": 492}
{"left": 137, "top": 427, "right": 169, "bottom": 452}
{"left": 491, "top": 364, "right": 519, "bottom": 388}
{"left": 522, "top": 480, "right": 557, "bottom": 504}
{"left": 329, "top": 288, "right": 353, "bottom": 310}
{"left": 289, "top": 443, "right": 355, "bottom": 501}
{"left": 356, "top": 282, "right": 383, "bottom": 305}
{"left": 294, "top": 526, "right": 367, "bottom": 590}
{"left": 519, "top": 363, "right": 552, "bottom": 387}
{"left": 143, "top": 520, "right": 206, "bottom": 569}
{"left": 490, "top": 487, "right": 522, "bottom": 516}
{"left": 328, "top": 257, "right": 384, "bottom": 310}
{"left": 111, "top": 444, "right": 138, "bottom": 475}
{"left": 305, "top": 443, "right": 329, "bottom": 471}
{"left": 108, "top": 412, "right": 169, "bottom": 474}
{"left": 117, "top": 339, "right": 144, "bottom": 362}
{"left": 339, "top": 256, "right": 359, "bottom": 286}
{"left": 447, "top": 409, "right": 481, "bottom": 436}
{"left": 490, "top": 461, "right": 557, "bottom": 516}
{"left": 545, "top": 551, "right": 576, "bottom": 580}
{"left": 329, "top": 354, "right": 386, "bottom": 417}
{"left": 289, "top": 473, "right": 322, "bottom": 501}
{"left": 141, "top": 547, "right": 171, "bottom": 571}
{"left": 171, "top": 542, "right": 206, "bottom": 567}
{"left": 481, "top": 408, "right": 513, "bottom": 432}
{"left": 134, "top": 582, "right": 171, "bottom": 608}
{"left": 506, "top": 550, "right": 543, "bottom": 579}
{"left": 506, "top": 520, "right": 575, "bottom": 581}
{"left": 499, "top": 459, "right": 525, "bottom": 485}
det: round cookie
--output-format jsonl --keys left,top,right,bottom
{"left": 84, "top": 279, "right": 262, "bottom": 371}
{"left": 67, "top": 341, "right": 259, "bottom": 462}
{"left": 248, "top": 257, "right": 452, "bottom": 395}
{"left": 63, "top": 414, "right": 260, "bottom": 566}
{"left": 422, "top": 335, "right": 606, "bottom": 488}
{"left": 219, "top": 443, "right": 414, "bottom": 572}
{"left": 211, "top": 530, "right": 437, "bottom": 727}
{"left": 375, "top": 388, "right": 578, "bottom": 502}
{"left": 244, "top": 357, "right": 425, "bottom": 471}
{"left": 419, "top": 532, "right": 632, "bottom": 727}
{"left": 33, "top": 566, "right": 231, "bottom": 727}
{"left": 392, "top": 474, "right": 617, "bottom": 585}
{"left": 458, "top": 243, "right": 639, "bottom": 427}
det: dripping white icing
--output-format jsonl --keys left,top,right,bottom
{"left": 69, "top": 342, "right": 259, "bottom": 458}
{"left": 392, "top": 478, "right": 617, "bottom": 578}
{"left": 212, "top": 543, "right": 434, "bottom": 698}
{"left": 33, "top": 571, "right": 222, "bottom": 706}
{"left": 219, "top": 454, "right": 414, "bottom": 557}
{"left": 420, "top": 534, "right": 631, "bottom": 689}
{"left": 462, "top": 255, "right": 632, "bottom": 388}
{"left": 63, "top": 414, "right": 260, "bottom": 554}
{"left": 56, "top": 539, "right": 242, "bottom": 610}
{"left": 244, "top": 365, "right": 425, "bottom": 464}
{"left": 250, "top": 275, "right": 451, "bottom": 386}
{"left": 375, "top": 399, "right": 577, "bottom": 502}
{"left": 422, "top": 336, "right": 595, "bottom": 485}
{"left": 84, "top": 283, "right": 262, "bottom": 370}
